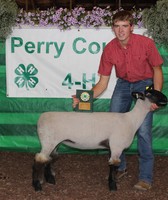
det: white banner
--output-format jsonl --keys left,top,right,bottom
{"left": 6, "top": 27, "right": 146, "bottom": 98}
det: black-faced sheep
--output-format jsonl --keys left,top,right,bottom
{"left": 32, "top": 89, "right": 167, "bottom": 191}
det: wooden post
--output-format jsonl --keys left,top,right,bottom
{"left": 118, "top": 0, "right": 121, "bottom": 9}
{"left": 31, "top": 0, "right": 35, "bottom": 10}
{"left": 70, "top": 0, "right": 72, "bottom": 10}
{"left": 115, "top": 0, "right": 121, "bottom": 9}
{"left": 26, "top": 0, "right": 28, "bottom": 11}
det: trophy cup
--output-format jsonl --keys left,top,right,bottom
{"left": 75, "top": 90, "right": 93, "bottom": 112}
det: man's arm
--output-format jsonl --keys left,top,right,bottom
{"left": 150, "top": 65, "right": 163, "bottom": 111}
{"left": 92, "top": 75, "right": 110, "bottom": 98}
{"left": 72, "top": 75, "right": 110, "bottom": 108}
{"left": 153, "top": 65, "right": 163, "bottom": 91}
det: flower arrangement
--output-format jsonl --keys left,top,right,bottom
{"left": 15, "top": 6, "right": 143, "bottom": 30}
{"left": 131, "top": 6, "right": 143, "bottom": 28}
{"left": 1, "top": 0, "right": 167, "bottom": 49}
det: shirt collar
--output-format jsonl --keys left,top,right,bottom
{"left": 116, "top": 33, "right": 134, "bottom": 49}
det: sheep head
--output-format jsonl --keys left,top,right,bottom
{"left": 144, "top": 89, "right": 167, "bottom": 107}
{"left": 132, "top": 89, "right": 167, "bottom": 107}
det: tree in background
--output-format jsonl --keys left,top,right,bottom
{"left": 142, "top": 0, "right": 168, "bottom": 48}
{"left": 0, "top": 0, "right": 18, "bottom": 40}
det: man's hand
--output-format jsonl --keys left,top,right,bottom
{"left": 150, "top": 103, "right": 159, "bottom": 111}
{"left": 72, "top": 95, "right": 80, "bottom": 108}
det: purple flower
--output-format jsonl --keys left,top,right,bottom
{"left": 137, "top": 20, "right": 143, "bottom": 28}
{"left": 15, "top": 6, "right": 144, "bottom": 29}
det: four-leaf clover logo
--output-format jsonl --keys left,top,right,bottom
{"left": 14, "top": 64, "right": 39, "bottom": 90}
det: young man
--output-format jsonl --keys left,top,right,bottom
{"left": 73, "top": 10, "right": 163, "bottom": 190}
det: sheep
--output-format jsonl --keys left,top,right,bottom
{"left": 32, "top": 88, "right": 167, "bottom": 192}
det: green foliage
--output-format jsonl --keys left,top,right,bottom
{"left": 142, "top": 0, "right": 168, "bottom": 48}
{"left": 0, "top": 0, "right": 18, "bottom": 40}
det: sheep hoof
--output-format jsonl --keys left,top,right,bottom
{"left": 32, "top": 180, "right": 42, "bottom": 191}
{"left": 45, "top": 175, "right": 56, "bottom": 185}
{"left": 109, "top": 182, "right": 117, "bottom": 191}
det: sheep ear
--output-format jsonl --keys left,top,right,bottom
{"left": 132, "top": 92, "right": 145, "bottom": 100}
{"left": 145, "top": 84, "right": 154, "bottom": 92}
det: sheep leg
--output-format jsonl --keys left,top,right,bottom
{"left": 108, "top": 164, "right": 118, "bottom": 191}
{"left": 44, "top": 149, "right": 58, "bottom": 184}
{"left": 32, "top": 161, "right": 45, "bottom": 191}
{"left": 44, "top": 162, "right": 56, "bottom": 185}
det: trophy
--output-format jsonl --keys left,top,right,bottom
{"left": 75, "top": 90, "right": 93, "bottom": 112}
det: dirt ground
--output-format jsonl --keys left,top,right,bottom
{"left": 0, "top": 151, "right": 168, "bottom": 200}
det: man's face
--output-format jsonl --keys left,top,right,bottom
{"left": 112, "top": 20, "right": 134, "bottom": 44}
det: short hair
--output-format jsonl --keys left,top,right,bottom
{"left": 112, "top": 10, "right": 134, "bottom": 26}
